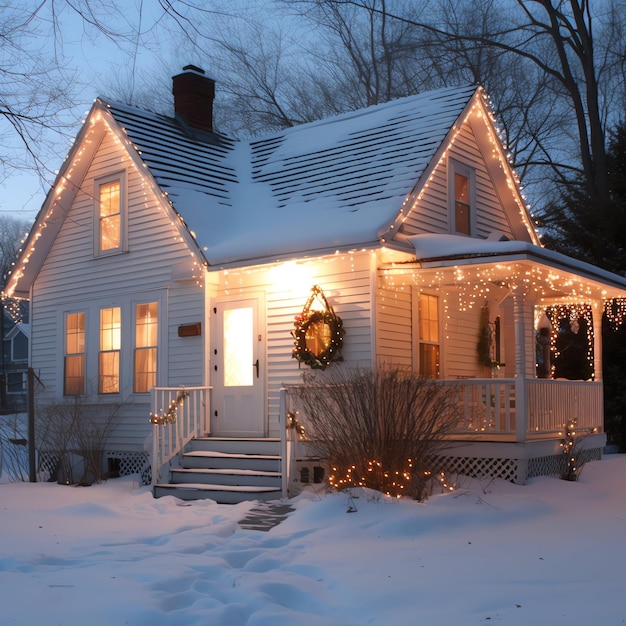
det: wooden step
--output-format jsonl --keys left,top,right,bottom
{"left": 182, "top": 450, "right": 281, "bottom": 472}
{"left": 153, "top": 482, "right": 282, "bottom": 504}
{"left": 170, "top": 467, "right": 282, "bottom": 487}
{"left": 153, "top": 436, "right": 285, "bottom": 504}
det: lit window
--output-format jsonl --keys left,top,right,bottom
{"left": 65, "top": 312, "right": 85, "bottom": 395}
{"left": 454, "top": 173, "right": 470, "bottom": 235}
{"left": 134, "top": 302, "right": 158, "bottom": 393}
{"left": 99, "top": 180, "right": 121, "bottom": 251}
{"left": 419, "top": 294, "right": 440, "bottom": 378}
{"left": 450, "top": 161, "right": 474, "bottom": 236}
{"left": 99, "top": 307, "right": 121, "bottom": 393}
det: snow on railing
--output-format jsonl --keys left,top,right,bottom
{"left": 151, "top": 386, "right": 211, "bottom": 485}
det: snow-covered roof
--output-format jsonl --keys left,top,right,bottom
{"left": 106, "top": 85, "right": 478, "bottom": 266}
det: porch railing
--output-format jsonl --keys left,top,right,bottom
{"left": 448, "top": 379, "right": 517, "bottom": 435}
{"left": 449, "top": 378, "right": 603, "bottom": 438}
{"left": 151, "top": 386, "right": 211, "bottom": 485}
{"left": 281, "top": 379, "right": 603, "bottom": 448}
{"left": 526, "top": 380, "right": 602, "bottom": 434}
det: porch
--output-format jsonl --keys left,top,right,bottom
{"left": 149, "top": 377, "right": 605, "bottom": 500}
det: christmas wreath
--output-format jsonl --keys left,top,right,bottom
{"left": 292, "top": 285, "right": 344, "bottom": 370}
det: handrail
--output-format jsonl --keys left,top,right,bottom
{"left": 151, "top": 386, "right": 211, "bottom": 485}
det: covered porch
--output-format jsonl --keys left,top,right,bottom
{"left": 375, "top": 235, "right": 626, "bottom": 480}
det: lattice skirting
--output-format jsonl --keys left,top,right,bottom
{"left": 527, "top": 447, "right": 601, "bottom": 479}
{"left": 106, "top": 451, "right": 151, "bottom": 485}
{"left": 430, "top": 455, "right": 520, "bottom": 483}
{"left": 432, "top": 447, "right": 603, "bottom": 484}
{"left": 38, "top": 451, "right": 59, "bottom": 478}
{"left": 37, "top": 451, "right": 150, "bottom": 485}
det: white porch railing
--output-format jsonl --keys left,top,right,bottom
{"left": 280, "top": 387, "right": 302, "bottom": 498}
{"left": 281, "top": 378, "right": 603, "bottom": 447}
{"left": 447, "top": 379, "right": 517, "bottom": 435}
{"left": 151, "top": 386, "right": 211, "bottom": 485}
{"left": 527, "top": 380, "right": 603, "bottom": 433}
{"left": 449, "top": 378, "right": 603, "bottom": 437}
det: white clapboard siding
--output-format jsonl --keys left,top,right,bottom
{"left": 31, "top": 128, "right": 207, "bottom": 451}
{"left": 396, "top": 111, "right": 521, "bottom": 240}
{"left": 375, "top": 282, "right": 413, "bottom": 367}
{"left": 210, "top": 252, "right": 374, "bottom": 436}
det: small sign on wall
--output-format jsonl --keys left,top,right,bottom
{"left": 178, "top": 322, "right": 202, "bottom": 337}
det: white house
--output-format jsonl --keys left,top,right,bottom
{"left": 6, "top": 66, "right": 626, "bottom": 502}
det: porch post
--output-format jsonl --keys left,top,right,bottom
{"left": 513, "top": 293, "right": 528, "bottom": 443}
{"left": 592, "top": 303, "right": 603, "bottom": 381}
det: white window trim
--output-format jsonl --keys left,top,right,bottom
{"left": 448, "top": 159, "right": 476, "bottom": 236}
{"left": 93, "top": 170, "right": 127, "bottom": 257}
{"left": 131, "top": 292, "right": 167, "bottom": 395}
{"left": 412, "top": 288, "right": 444, "bottom": 379}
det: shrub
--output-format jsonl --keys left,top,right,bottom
{"left": 36, "top": 395, "right": 122, "bottom": 485}
{"left": 289, "top": 366, "right": 461, "bottom": 501}
{"left": 0, "top": 413, "right": 29, "bottom": 481}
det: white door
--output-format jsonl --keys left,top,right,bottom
{"left": 211, "top": 297, "right": 265, "bottom": 436}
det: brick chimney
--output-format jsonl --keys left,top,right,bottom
{"left": 172, "top": 65, "right": 215, "bottom": 134}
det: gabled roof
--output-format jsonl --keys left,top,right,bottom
{"left": 6, "top": 83, "right": 527, "bottom": 299}
{"left": 108, "top": 84, "right": 481, "bottom": 266}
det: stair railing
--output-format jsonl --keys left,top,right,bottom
{"left": 151, "top": 386, "right": 211, "bottom": 485}
{"left": 280, "top": 386, "right": 301, "bottom": 498}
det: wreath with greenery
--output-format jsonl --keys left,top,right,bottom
{"left": 292, "top": 286, "right": 344, "bottom": 370}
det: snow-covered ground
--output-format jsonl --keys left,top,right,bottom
{"left": 1, "top": 455, "right": 625, "bottom": 625}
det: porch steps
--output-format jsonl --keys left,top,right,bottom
{"left": 153, "top": 437, "right": 284, "bottom": 504}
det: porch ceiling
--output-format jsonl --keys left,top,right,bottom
{"left": 384, "top": 235, "right": 626, "bottom": 304}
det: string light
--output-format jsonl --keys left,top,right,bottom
{"left": 383, "top": 88, "right": 537, "bottom": 246}
{"left": 149, "top": 389, "right": 189, "bottom": 425}
{"left": 327, "top": 458, "right": 455, "bottom": 499}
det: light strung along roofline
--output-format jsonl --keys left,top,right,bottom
{"left": 379, "top": 87, "right": 540, "bottom": 248}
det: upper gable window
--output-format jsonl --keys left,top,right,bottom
{"left": 95, "top": 173, "right": 126, "bottom": 255}
{"left": 450, "top": 160, "right": 474, "bottom": 236}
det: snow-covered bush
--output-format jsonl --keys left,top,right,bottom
{"left": 290, "top": 366, "right": 460, "bottom": 501}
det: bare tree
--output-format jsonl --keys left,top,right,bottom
{"left": 320, "top": 0, "right": 625, "bottom": 227}
{"left": 0, "top": 216, "right": 31, "bottom": 288}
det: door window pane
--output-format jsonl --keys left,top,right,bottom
{"left": 224, "top": 307, "right": 253, "bottom": 387}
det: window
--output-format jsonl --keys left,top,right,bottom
{"left": 7, "top": 372, "right": 26, "bottom": 394}
{"left": 419, "top": 294, "right": 440, "bottom": 378}
{"left": 96, "top": 173, "right": 126, "bottom": 255}
{"left": 450, "top": 161, "right": 474, "bottom": 236}
{"left": 99, "top": 307, "right": 121, "bottom": 393}
{"left": 454, "top": 173, "right": 471, "bottom": 235}
{"left": 65, "top": 312, "right": 85, "bottom": 395}
{"left": 134, "top": 302, "right": 158, "bottom": 393}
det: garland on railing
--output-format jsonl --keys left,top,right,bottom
{"left": 149, "top": 390, "right": 189, "bottom": 425}
{"left": 287, "top": 411, "right": 306, "bottom": 437}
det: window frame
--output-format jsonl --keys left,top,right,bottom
{"left": 64, "top": 310, "right": 86, "bottom": 396}
{"left": 94, "top": 171, "right": 127, "bottom": 256}
{"left": 449, "top": 159, "right": 475, "bottom": 236}
{"left": 413, "top": 291, "right": 441, "bottom": 379}
{"left": 133, "top": 301, "right": 159, "bottom": 394}
{"left": 98, "top": 306, "right": 121, "bottom": 394}
{"left": 6, "top": 371, "right": 27, "bottom": 395}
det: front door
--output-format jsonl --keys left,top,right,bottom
{"left": 211, "top": 297, "right": 265, "bottom": 436}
